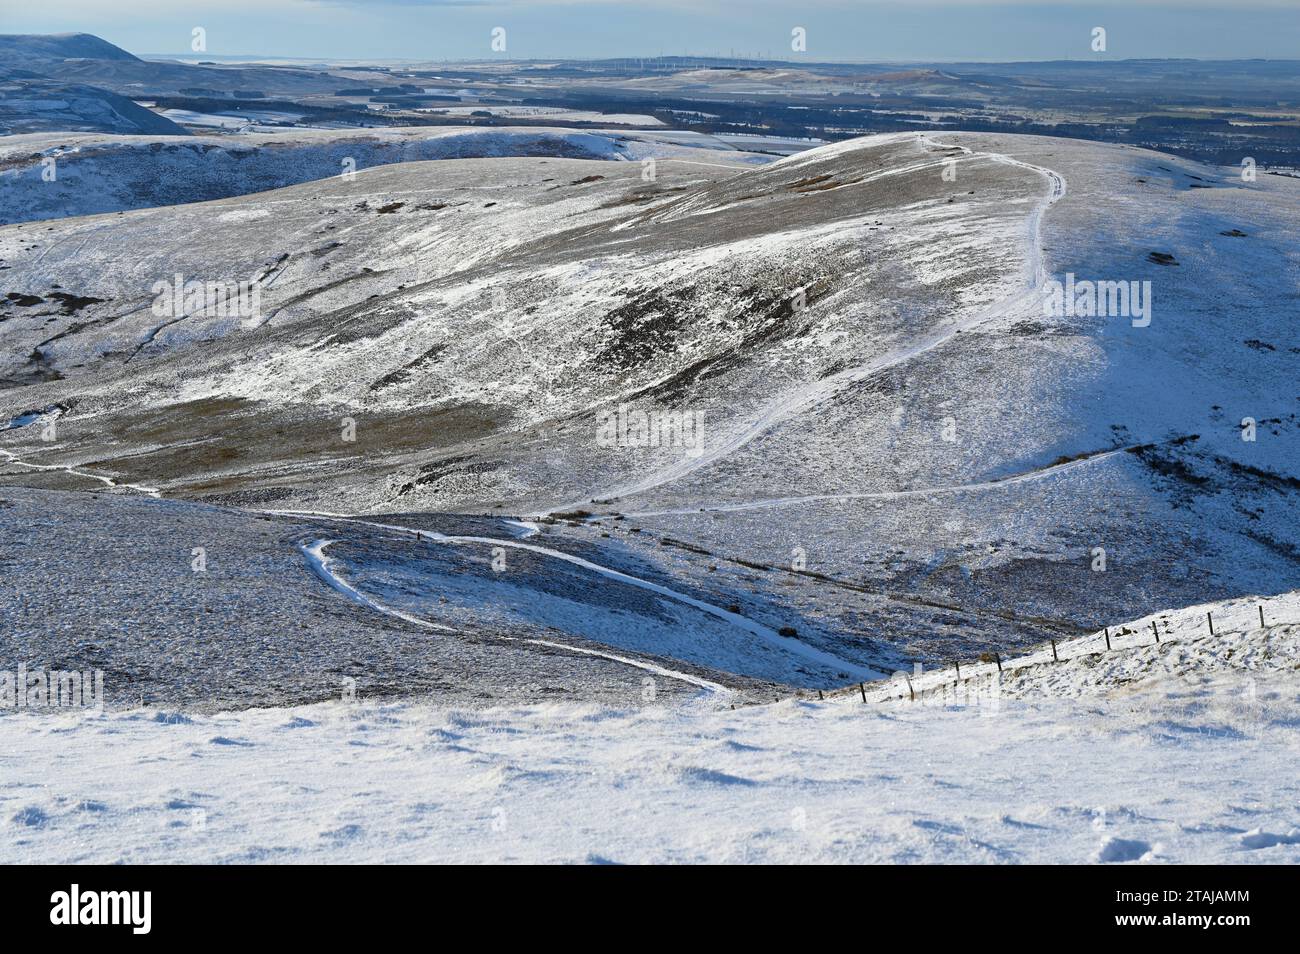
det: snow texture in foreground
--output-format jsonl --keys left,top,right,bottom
{"left": 3, "top": 623, "right": 1296, "bottom": 864}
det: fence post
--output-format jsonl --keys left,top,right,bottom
{"left": 1259, "top": 605, "right": 1265, "bottom": 629}
{"left": 905, "top": 675, "right": 915, "bottom": 702}
{"left": 1151, "top": 620, "right": 1160, "bottom": 644}
{"left": 994, "top": 652, "right": 1002, "bottom": 673}
{"left": 818, "top": 689, "right": 824, "bottom": 701}
{"left": 954, "top": 660, "right": 961, "bottom": 680}
{"left": 859, "top": 682, "right": 867, "bottom": 703}
{"left": 1207, "top": 611, "right": 1215, "bottom": 636}
{"left": 1104, "top": 627, "right": 1111, "bottom": 651}
{"left": 1050, "top": 639, "right": 1058, "bottom": 662}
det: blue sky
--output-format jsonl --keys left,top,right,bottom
{"left": 4, "top": 1, "right": 1299, "bottom": 61}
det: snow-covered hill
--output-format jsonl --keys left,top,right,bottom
{"left": 0, "top": 126, "right": 769, "bottom": 224}
{"left": 2, "top": 127, "right": 1298, "bottom": 863}
{"left": 0, "top": 78, "right": 190, "bottom": 137}
{"left": 1, "top": 130, "right": 1298, "bottom": 669}
{"left": 0, "top": 32, "right": 141, "bottom": 63}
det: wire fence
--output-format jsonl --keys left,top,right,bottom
{"left": 816, "top": 601, "right": 1288, "bottom": 708}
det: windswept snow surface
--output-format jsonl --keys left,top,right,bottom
{"left": 2, "top": 614, "right": 1295, "bottom": 864}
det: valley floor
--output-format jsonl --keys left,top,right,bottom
{"left": 3, "top": 625, "right": 1297, "bottom": 864}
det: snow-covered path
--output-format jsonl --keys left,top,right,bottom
{"left": 277, "top": 511, "right": 877, "bottom": 681}
{"left": 548, "top": 134, "right": 1068, "bottom": 513}
{"left": 301, "top": 539, "right": 455, "bottom": 632}
{"left": 0, "top": 407, "right": 161, "bottom": 496}
{"left": 299, "top": 536, "right": 731, "bottom": 696}
{"left": 2, "top": 497, "right": 1294, "bottom": 864}
{"left": 619, "top": 440, "right": 1138, "bottom": 518}
{"left": 0, "top": 447, "right": 160, "bottom": 497}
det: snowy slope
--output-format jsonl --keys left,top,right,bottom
{"left": 2, "top": 130, "right": 1298, "bottom": 670}
{"left": 2, "top": 602, "right": 1295, "bottom": 864}
{"left": 0, "top": 79, "right": 190, "bottom": 137}
{"left": 837, "top": 588, "right": 1300, "bottom": 704}
{"left": 0, "top": 487, "right": 775, "bottom": 710}
{"left": 0, "top": 126, "right": 769, "bottom": 224}
{"left": 0, "top": 33, "right": 141, "bottom": 62}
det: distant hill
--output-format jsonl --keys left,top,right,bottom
{"left": 0, "top": 79, "right": 189, "bottom": 136}
{"left": 0, "top": 33, "right": 140, "bottom": 62}
{"left": 0, "top": 33, "right": 368, "bottom": 134}
{"left": 0, "top": 33, "right": 400, "bottom": 99}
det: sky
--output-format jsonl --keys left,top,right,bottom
{"left": 2, "top": 1, "right": 1298, "bottom": 62}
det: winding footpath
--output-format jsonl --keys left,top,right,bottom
{"left": 0, "top": 447, "right": 160, "bottom": 497}
{"left": 0, "top": 408, "right": 160, "bottom": 497}
{"left": 278, "top": 512, "right": 878, "bottom": 686}
{"left": 618, "top": 439, "right": 1163, "bottom": 519}
{"left": 301, "top": 536, "right": 730, "bottom": 696}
